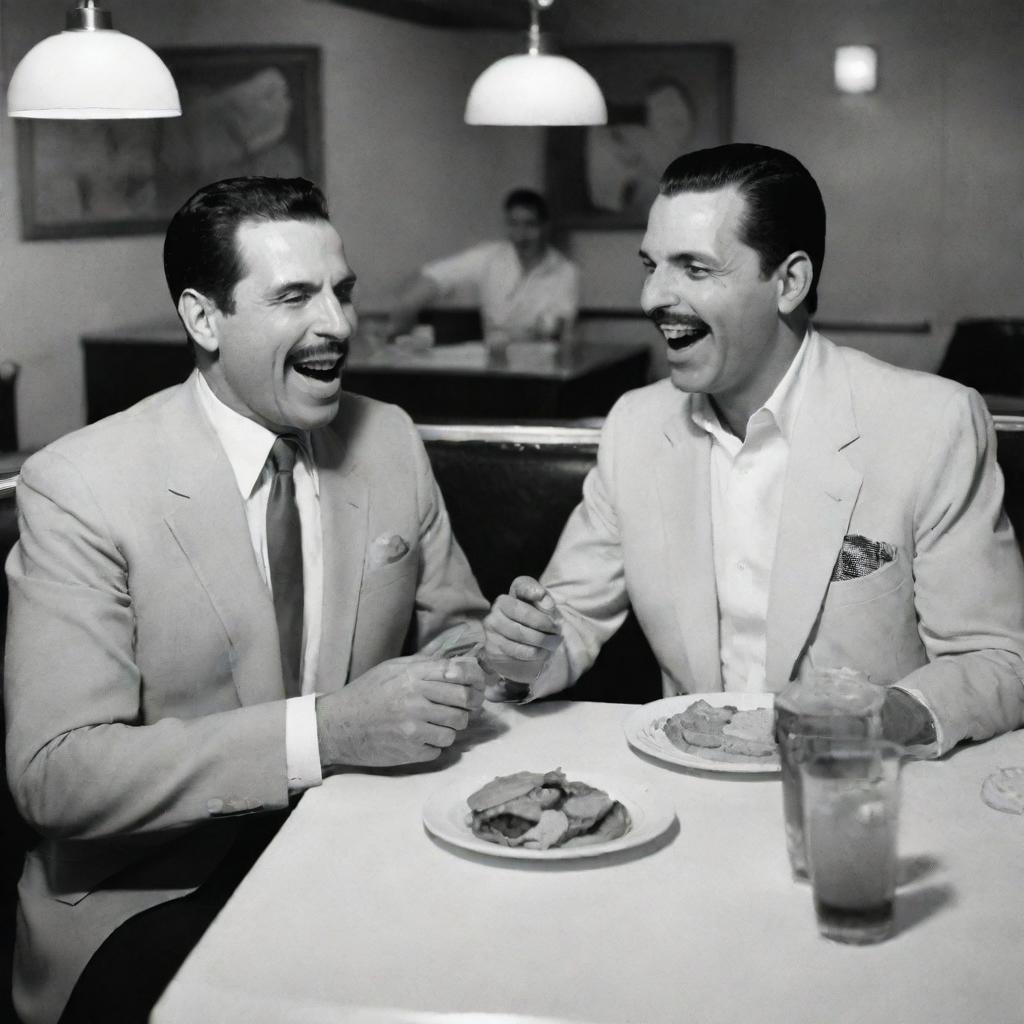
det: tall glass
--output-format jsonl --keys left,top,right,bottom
{"left": 775, "top": 669, "right": 885, "bottom": 879}
{"left": 801, "top": 738, "right": 903, "bottom": 944}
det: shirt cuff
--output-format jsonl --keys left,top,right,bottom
{"left": 285, "top": 694, "right": 324, "bottom": 793}
{"left": 890, "top": 685, "right": 943, "bottom": 758}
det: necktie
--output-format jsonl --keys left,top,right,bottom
{"left": 266, "top": 435, "right": 304, "bottom": 698}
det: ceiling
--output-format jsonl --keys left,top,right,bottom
{"left": 330, "top": 0, "right": 569, "bottom": 30}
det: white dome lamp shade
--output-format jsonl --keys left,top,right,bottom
{"left": 8, "top": 1, "right": 181, "bottom": 119}
{"left": 465, "top": 0, "right": 607, "bottom": 126}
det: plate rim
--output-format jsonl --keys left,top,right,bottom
{"left": 624, "top": 692, "right": 781, "bottom": 775}
{"left": 422, "top": 768, "right": 676, "bottom": 861}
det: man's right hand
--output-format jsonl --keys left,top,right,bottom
{"left": 315, "top": 655, "right": 484, "bottom": 769}
{"left": 482, "top": 576, "right": 563, "bottom": 690}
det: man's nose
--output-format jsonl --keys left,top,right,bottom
{"left": 315, "top": 291, "right": 355, "bottom": 340}
{"left": 640, "top": 268, "right": 680, "bottom": 317}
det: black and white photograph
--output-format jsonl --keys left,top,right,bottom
{"left": 0, "top": 2, "right": 1022, "bottom": 1024}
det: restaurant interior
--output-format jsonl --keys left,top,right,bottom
{"left": 0, "top": 1, "right": 1023, "bottom": 1022}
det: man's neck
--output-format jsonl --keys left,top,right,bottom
{"left": 515, "top": 245, "right": 547, "bottom": 274}
{"left": 710, "top": 319, "right": 809, "bottom": 440}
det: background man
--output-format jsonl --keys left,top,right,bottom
{"left": 4, "top": 176, "right": 488, "bottom": 1024}
{"left": 388, "top": 188, "right": 580, "bottom": 342}
{"left": 483, "top": 143, "right": 1024, "bottom": 755}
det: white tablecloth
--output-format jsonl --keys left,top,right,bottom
{"left": 153, "top": 701, "right": 1024, "bottom": 1024}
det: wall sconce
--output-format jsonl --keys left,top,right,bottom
{"left": 465, "top": 0, "right": 607, "bottom": 126}
{"left": 834, "top": 45, "right": 878, "bottom": 95}
{"left": 7, "top": 1, "right": 180, "bottom": 119}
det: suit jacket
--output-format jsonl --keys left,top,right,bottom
{"left": 534, "top": 333, "right": 1024, "bottom": 749}
{"left": 3, "top": 376, "right": 487, "bottom": 1024}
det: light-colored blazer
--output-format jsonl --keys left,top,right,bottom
{"left": 535, "top": 333, "right": 1024, "bottom": 750}
{"left": 4, "top": 376, "right": 487, "bottom": 1024}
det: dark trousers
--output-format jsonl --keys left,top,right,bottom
{"left": 57, "top": 813, "right": 287, "bottom": 1024}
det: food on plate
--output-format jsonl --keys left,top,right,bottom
{"left": 663, "top": 701, "right": 777, "bottom": 758}
{"left": 663, "top": 699, "right": 737, "bottom": 748}
{"left": 467, "top": 769, "right": 630, "bottom": 850}
{"left": 720, "top": 708, "right": 776, "bottom": 756}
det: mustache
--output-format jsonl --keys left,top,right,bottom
{"left": 647, "top": 310, "right": 708, "bottom": 330}
{"left": 288, "top": 341, "right": 347, "bottom": 362}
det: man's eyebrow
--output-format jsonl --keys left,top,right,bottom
{"left": 268, "top": 274, "right": 358, "bottom": 297}
{"left": 638, "top": 248, "right": 718, "bottom": 265}
{"left": 269, "top": 278, "right": 316, "bottom": 297}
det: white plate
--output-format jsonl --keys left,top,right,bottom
{"left": 423, "top": 770, "right": 676, "bottom": 861}
{"left": 624, "top": 693, "right": 781, "bottom": 775}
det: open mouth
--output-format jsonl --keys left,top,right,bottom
{"left": 288, "top": 347, "right": 346, "bottom": 382}
{"left": 659, "top": 321, "right": 710, "bottom": 351}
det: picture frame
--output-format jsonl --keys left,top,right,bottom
{"left": 545, "top": 44, "right": 734, "bottom": 230}
{"left": 16, "top": 46, "right": 323, "bottom": 240}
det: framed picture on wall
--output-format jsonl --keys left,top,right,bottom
{"left": 16, "top": 46, "right": 323, "bottom": 240}
{"left": 546, "top": 44, "right": 734, "bottom": 230}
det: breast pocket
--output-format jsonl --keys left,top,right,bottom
{"left": 361, "top": 549, "right": 417, "bottom": 594}
{"left": 807, "top": 553, "right": 926, "bottom": 683}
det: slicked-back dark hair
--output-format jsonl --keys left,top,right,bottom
{"left": 659, "top": 143, "right": 826, "bottom": 314}
{"left": 503, "top": 187, "right": 550, "bottom": 224}
{"left": 163, "top": 176, "right": 330, "bottom": 315}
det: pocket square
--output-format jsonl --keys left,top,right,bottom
{"left": 831, "top": 534, "right": 897, "bottom": 582}
{"left": 368, "top": 532, "right": 410, "bottom": 569}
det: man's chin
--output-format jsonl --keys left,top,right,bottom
{"left": 668, "top": 364, "right": 708, "bottom": 394}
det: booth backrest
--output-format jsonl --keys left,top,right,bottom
{"left": 421, "top": 425, "right": 663, "bottom": 704}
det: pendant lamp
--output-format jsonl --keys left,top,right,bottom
{"left": 465, "top": 0, "right": 607, "bottom": 126}
{"left": 7, "top": 1, "right": 181, "bottom": 119}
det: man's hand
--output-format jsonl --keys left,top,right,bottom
{"left": 881, "top": 688, "right": 938, "bottom": 753}
{"left": 482, "top": 576, "right": 562, "bottom": 696}
{"left": 315, "top": 655, "right": 485, "bottom": 769}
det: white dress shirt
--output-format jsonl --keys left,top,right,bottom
{"left": 692, "top": 333, "right": 814, "bottom": 692}
{"left": 194, "top": 373, "right": 323, "bottom": 792}
{"left": 422, "top": 240, "right": 579, "bottom": 337}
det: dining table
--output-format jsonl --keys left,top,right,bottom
{"left": 152, "top": 699, "right": 1024, "bottom": 1024}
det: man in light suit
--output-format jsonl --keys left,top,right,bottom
{"left": 4, "top": 177, "right": 488, "bottom": 1024}
{"left": 483, "top": 143, "right": 1024, "bottom": 753}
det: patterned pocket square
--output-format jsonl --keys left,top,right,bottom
{"left": 368, "top": 532, "right": 410, "bottom": 569}
{"left": 831, "top": 534, "right": 897, "bottom": 582}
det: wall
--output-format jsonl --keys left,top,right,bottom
{"left": 558, "top": 0, "right": 1024, "bottom": 375}
{"left": 0, "top": 0, "right": 538, "bottom": 447}
{"left": 2, "top": 1, "right": 1022, "bottom": 443}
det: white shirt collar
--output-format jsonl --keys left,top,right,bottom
{"left": 193, "top": 371, "right": 317, "bottom": 499}
{"left": 691, "top": 328, "right": 817, "bottom": 445}
{"left": 504, "top": 241, "right": 564, "bottom": 280}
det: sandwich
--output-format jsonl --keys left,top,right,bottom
{"left": 467, "top": 769, "right": 630, "bottom": 850}
{"left": 720, "top": 708, "right": 776, "bottom": 757}
{"left": 663, "top": 699, "right": 737, "bottom": 748}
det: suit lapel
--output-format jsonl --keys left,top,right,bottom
{"left": 765, "top": 337, "right": 862, "bottom": 689}
{"left": 161, "top": 378, "right": 284, "bottom": 707}
{"left": 312, "top": 424, "right": 368, "bottom": 689}
{"left": 655, "top": 403, "right": 723, "bottom": 692}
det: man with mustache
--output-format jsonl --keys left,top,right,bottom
{"left": 483, "top": 143, "right": 1024, "bottom": 754}
{"left": 4, "top": 176, "right": 488, "bottom": 1024}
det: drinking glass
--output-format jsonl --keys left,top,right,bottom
{"left": 800, "top": 737, "right": 904, "bottom": 944}
{"left": 776, "top": 668, "right": 885, "bottom": 878}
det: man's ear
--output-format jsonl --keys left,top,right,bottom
{"left": 178, "top": 289, "right": 220, "bottom": 355}
{"left": 776, "top": 251, "right": 813, "bottom": 315}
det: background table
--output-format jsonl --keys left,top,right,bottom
{"left": 340, "top": 341, "right": 650, "bottom": 420}
{"left": 154, "top": 702, "right": 1024, "bottom": 1024}
{"left": 81, "top": 325, "right": 650, "bottom": 423}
